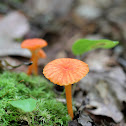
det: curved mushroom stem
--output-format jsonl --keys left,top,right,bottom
{"left": 65, "top": 85, "right": 74, "bottom": 119}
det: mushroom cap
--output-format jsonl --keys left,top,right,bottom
{"left": 21, "top": 38, "right": 47, "bottom": 50}
{"left": 43, "top": 58, "right": 89, "bottom": 86}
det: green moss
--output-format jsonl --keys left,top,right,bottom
{"left": 0, "top": 71, "right": 70, "bottom": 126}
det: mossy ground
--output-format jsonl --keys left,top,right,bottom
{"left": 0, "top": 71, "right": 70, "bottom": 126}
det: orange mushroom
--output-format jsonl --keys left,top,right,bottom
{"left": 21, "top": 38, "right": 47, "bottom": 75}
{"left": 43, "top": 58, "right": 89, "bottom": 119}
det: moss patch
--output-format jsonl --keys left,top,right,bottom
{"left": 0, "top": 71, "right": 70, "bottom": 126}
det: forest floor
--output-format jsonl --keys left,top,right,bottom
{"left": 0, "top": 0, "right": 126, "bottom": 126}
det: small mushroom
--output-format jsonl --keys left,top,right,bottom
{"left": 21, "top": 38, "right": 47, "bottom": 75}
{"left": 43, "top": 58, "right": 89, "bottom": 119}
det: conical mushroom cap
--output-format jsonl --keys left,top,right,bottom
{"left": 43, "top": 58, "right": 89, "bottom": 86}
{"left": 21, "top": 38, "right": 47, "bottom": 50}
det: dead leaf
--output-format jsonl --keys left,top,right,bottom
{"left": 0, "top": 40, "right": 31, "bottom": 57}
{"left": 78, "top": 65, "right": 126, "bottom": 123}
{"left": 75, "top": 5, "right": 102, "bottom": 20}
{"left": 85, "top": 49, "right": 116, "bottom": 72}
{"left": 108, "top": 67, "right": 126, "bottom": 87}
{"left": 0, "top": 37, "right": 31, "bottom": 57}
{"left": 88, "top": 102, "right": 123, "bottom": 123}
{"left": 0, "top": 11, "right": 30, "bottom": 57}
{"left": 78, "top": 112, "right": 95, "bottom": 126}
{"left": 68, "top": 120, "right": 80, "bottom": 126}
{"left": 0, "top": 11, "right": 30, "bottom": 39}
{"left": 25, "top": 0, "right": 73, "bottom": 16}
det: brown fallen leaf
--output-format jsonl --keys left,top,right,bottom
{"left": 0, "top": 11, "right": 30, "bottom": 57}
{"left": 77, "top": 65, "right": 126, "bottom": 123}
{"left": 77, "top": 111, "right": 95, "bottom": 126}
{"left": 88, "top": 102, "right": 123, "bottom": 123}
{"left": 84, "top": 49, "right": 117, "bottom": 72}
{"left": 25, "top": 0, "right": 73, "bottom": 16}
{"left": 0, "top": 11, "right": 30, "bottom": 39}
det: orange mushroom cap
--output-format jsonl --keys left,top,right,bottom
{"left": 21, "top": 38, "right": 47, "bottom": 50}
{"left": 43, "top": 58, "right": 89, "bottom": 86}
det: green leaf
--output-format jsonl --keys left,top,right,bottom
{"left": 10, "top": 98, "right": 37, "bottom": 112}
{"left": 72, "top": 39, "right": 119, "bottom": 55}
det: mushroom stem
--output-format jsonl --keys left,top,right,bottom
{"left": 27, "top": 65, "right": 32, "bottom": 75}
{"left": 65, "top": 85, "right": 74, "bottom": 119}
{"left": 27, "top": 55, "right": 34, "bottom": 75}
{"left": 27, "top": 50, "right": 39, "bottom": 75}
{"left": 32, "top": 53, "right": 38, "bottom": 75}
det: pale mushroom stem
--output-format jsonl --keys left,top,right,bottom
{"left": 65, "top": 85, "right": 74, "bottom": 119}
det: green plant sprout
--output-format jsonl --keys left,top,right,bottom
{"left": 72, "top": 39, "right": 119, "bottom": 58}
{"left": 0, "top": 71, "right": 70, "bottom": 126}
